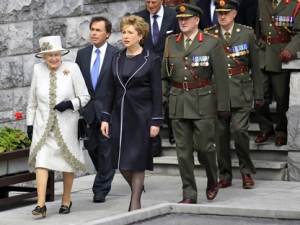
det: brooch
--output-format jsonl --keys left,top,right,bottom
{"left": 63, "top": 69, "right": 70, "bottom": 75}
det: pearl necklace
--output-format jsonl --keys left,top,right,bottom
{"left": 126, "top": 48, "right": 142, "bottom": 58}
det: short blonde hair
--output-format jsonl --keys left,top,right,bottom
{"left": 120, "top": 15, "right": 149, "bottom": 45}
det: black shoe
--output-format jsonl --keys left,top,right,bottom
{"left": 93, "top": 194, "right": 105, "bottom": 203}
{"left": 32, "top": 205, "right": 47, "bottom": 217}
{"left": 59, "top": 201, "right": 72, "bottom": 214}
{"left": 169, "top": 134, "right": 175, "bottom": 145}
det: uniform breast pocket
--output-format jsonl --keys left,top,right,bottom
{"left": 242, "top": 77, "right": 254, "bottom": 102}
{"left": 198, "top": 86, "right": 217, "bottom": 115}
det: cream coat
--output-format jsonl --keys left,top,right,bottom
{"left": 27, "top": 61, "right": 90, "bottom": 172}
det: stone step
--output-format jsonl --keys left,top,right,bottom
{"left": 152, "top": 156, "right": 287, "bottom": 181}
{"left": 161, "top": 139, "right": 288, "bottom": 161}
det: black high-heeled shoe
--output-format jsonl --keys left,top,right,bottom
{"left": 59, "top": 201, "right": 72, "bottom": 214}
{"left": 32, "top": 205, "right": 47, "bottom": 217}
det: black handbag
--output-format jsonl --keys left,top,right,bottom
{"left": 77, "top": 97, "right": 90, "bottom": 141}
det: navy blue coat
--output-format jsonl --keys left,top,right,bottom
{"left": 101, "top": 48, "right": 163, "bottom": 171}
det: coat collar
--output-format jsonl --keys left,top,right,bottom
{"left": 177, "top": 30, "right": 203, "bottom": 56}
{"left": 116, "top": 48, "right": 150, "bottom": 87}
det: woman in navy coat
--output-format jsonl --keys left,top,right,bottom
{"left": 101, "top": 15, "right": 163, "bottom": 211}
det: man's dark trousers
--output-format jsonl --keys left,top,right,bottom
{"left": 84, "top": 119, "right": 115, "bottom": 198}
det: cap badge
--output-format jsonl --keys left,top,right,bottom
{"left": 219, "top": 0, "right": 226, "bottom": 7}
{"left": 179, "top": 6, "right": 186, "bottom": 12}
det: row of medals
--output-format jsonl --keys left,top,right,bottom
{"left": 191, "top": 56, "right": 210, "bottom": 67}
{"left": 274, "top": 16, "right": 294, "bottom": 27}
{"left": 230, "top": 49, "right": 250, "bottom": 57}
{"left": 229, "top": 44, "right": 249, "bottom": 57}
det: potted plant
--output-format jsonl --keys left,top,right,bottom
{"left": 0, "top": 112, "right": 31, "bottom": 176}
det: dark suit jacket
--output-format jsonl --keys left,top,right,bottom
{"left": 75, "top": 44, "right": 119, "bottom": 124}
{"left": 196, "top": 0, "right": 246, "bottom": 30}
{"left": 135, "top": 6, "right": 180, "bottom": 59}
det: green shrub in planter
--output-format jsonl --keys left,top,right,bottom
{"left": 0, "top": 126, "right": 31, "bottom": 153}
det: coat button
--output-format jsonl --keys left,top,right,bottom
{"left": 184, "top": 77, "right": 188, "bottom": 80}
{"left": 184, "top": 67, "right": 187, "bottom": 70}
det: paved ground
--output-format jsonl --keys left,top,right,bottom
{"left": 1, "top": 173, "right": 300, "bottom": 225}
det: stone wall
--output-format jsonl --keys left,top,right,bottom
{"left": 0, "top": 0, "right": 147, "bottom": 180}
{"left": 0, "top": 0, "right": 146, "bottom": 130}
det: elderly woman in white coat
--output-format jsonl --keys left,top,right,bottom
{"left": 26, "top": 36, "right": 90, "bottom": 217}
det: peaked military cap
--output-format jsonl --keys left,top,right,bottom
{"left": 176, "top": 3, "right": 203, "bottom": 18}
{"left": 214, "top": 0, "right": 239, "bottom": 12}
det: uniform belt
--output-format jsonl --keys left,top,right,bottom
{"left": 163, "top": 0, "right": 189, "bottom": 7}
{"left": 228, "top": 66, "right": 248, "bottom": 75}
{"left": 261, "top": 35, "right": 292, "bottom": 45}
{"left": 172, "top": 79, "right": 211, "bottom": 91}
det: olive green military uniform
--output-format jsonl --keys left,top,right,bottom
{"left": 255, "top": 0, "right": 300, "bottom": 138}
{"left": 161, "top": 30, "right": 230, "bottom": 200}
{"left": 205, "top": 23, "right": 263, "bottom": 180}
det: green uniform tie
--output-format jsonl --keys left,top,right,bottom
{"left": 185, "top": 37, "right": 191, "bottom": 51}
{"left": 272, "top": 0, "right": 278, "bottom": 10}
{"left": 224, "top": 31, "right": 231, "bottom": 43}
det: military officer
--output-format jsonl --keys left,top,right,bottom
{"left": 161, "top": 3, "right": 230, "bottom": 204}
{"left": 254, "top": 0, "right": 300, "bottom": 146}
{"left": 205, "top": 0, "right": 264, "bottom": 189}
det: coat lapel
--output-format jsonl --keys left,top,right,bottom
{"left": 274, "top": 1, "right": 286, "bottom": 14}
{"left": 157, "top": 7, "right": 170, "bottom": 51}
{"left": 228, "top": 24, "right": 240, "bottom": 46}
{"left": 116, "top": 50, "right": 126, "bottom": 86}
{"left": 185, "top": 31, "right": 203, "bottom": 56}
{"left": 126, "top": 48, "right": 149, "bottom": 85}
{"left": 84, "top": 46, "right": 93, "bottom": 90}
{"left": 96, "top": 44, "right": 113, "bottom": 86}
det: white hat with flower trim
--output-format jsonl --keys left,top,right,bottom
{"left": 35, "top": 36, "right": 70, "bottom": 58}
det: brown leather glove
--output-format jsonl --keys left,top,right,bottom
{"left": 279, "top": 49, "right": 292, "bottom": 63}
{"left": 218, "top": 111, "right": 231, "bottom": 120}
{"left": 254, "top": 99, "right": 265, "bottom": 110}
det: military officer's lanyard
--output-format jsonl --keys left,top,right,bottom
{"left": 221, "top": 43, "right": 242, "bottom": 67}
{"left": 179, "top": 52, "right": 201, "bottom": 81}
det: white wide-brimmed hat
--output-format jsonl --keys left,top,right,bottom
{"left": 35, "top": 36, "right": 70, "bottom": 58}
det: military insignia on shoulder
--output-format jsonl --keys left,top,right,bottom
{"left": 206, "top": 33, "right": 219, "bottom": 39}
{"left": 243, "top": 25, "right": 253, "bottom": 30}
{"left": 176, "top": 33, "right": 183, "bottom": 42}
{"left": 198, "top": 33, "right": 204, "bottom": 42}
{"left": 204, "top": 25, "right": 217, "bottom": 32}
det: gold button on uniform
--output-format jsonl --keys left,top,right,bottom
{"left": 184, "top": 77, "right": 188, "bottom": 80}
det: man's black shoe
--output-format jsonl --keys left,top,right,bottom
{"left": 169, "top": 134, "right": 175, "bottom": 145}
{"left": 93, "top": 194, "right": 105, "bottom": 203}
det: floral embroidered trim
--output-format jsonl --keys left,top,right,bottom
{"left": 63, "top": 69, "right": 70, "bottom": 75}
{"left": 28, "top": 70, "right": 85, "bottom": 171}
{"left": 41, "top": 42, "right": 53, "bottom": 51}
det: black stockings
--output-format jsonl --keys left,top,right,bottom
{"left": 120, "top": 170, "right": 145, "bottom": 211}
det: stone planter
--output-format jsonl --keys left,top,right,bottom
{"left": 0, "top": 148, "right": 29, "bottom": 176}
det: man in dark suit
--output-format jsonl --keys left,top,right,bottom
{"left": 196, "top": 0, "right": 246, "bottom": 30}
{"left": 205, "top": 0, "right": 264, "bottom": 189}
{"left": 75, "top": 16, "right": 119, "bottom": 203}
{"left": 136, "top": 0, "right": 180, "bottom": 153}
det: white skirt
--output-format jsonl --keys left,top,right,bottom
{"left": 35, "top": 131, "right": 76, "bottom": 172}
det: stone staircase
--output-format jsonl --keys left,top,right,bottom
{"left": 151, "top": 103, "right": 290, "bottom": 181}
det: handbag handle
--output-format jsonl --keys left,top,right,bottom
{"left": 77, "top": 97, "right": 83, "bottom": 117}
